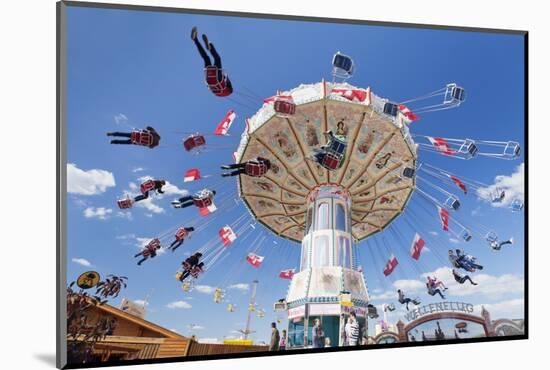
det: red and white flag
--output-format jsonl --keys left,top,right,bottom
{"left": 331, "top": 88, "right": 368, "bottom": 103}
{"left": 438, "top": 206, "right": 450, "bottom": 231}
{"left": 246, "top": 253, "right": 264, "bottom": 268}
{"left": 279, "top": 269, "right": 295, "bottom": 279}
{"left": 183, "top": 168, "right": 201, "bottom": 182}
{"left": 398, "top": 104, "right": 420, "bottom": 121}
{"left": 214, "top": 110, "right": 236, "bottom": 136}
{"left": 383, "top": 254, "right": 399, "bottom": 276}
{"left": 410, "top": 233, "right": 426, "bottom": 260}
{"left": 199, "top": 202, "right": 217, "bottom": 217}
{"left": 447, "top": 174, "right": 467, "bottom": 194}
{"left": 427, "top": 137, "right": 456, "bottom": 155}
{"left": 219, "top": 225, "right": 237, "bottom": 246}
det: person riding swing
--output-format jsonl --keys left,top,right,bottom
{"left": 191, "top": 27, "right": 233, "bottom": 97}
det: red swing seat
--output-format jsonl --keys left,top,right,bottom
{"left": 273, "top": 98, "right": 296, "bottom": 116}
{"left": 321, "top": 152, "right": 343, "bottom": 170}
{"left": 117, "top": 198, "right": 134, "bottom": 209}
{"left": 140, "top": 179, "right": 155, "bottom": 194}
{"left": 183, "top": 134, "right": 206, "bottom": 152}
{"left": 193, "top": 196, "right": 212, "bottom": 209}
{"left": 130, "top": 130, "right": 154, "bottom": 146}
{"left": 245, "top": 162, "right": 269, "bottom": 177}
{"left": 205, "top": 66, "right": 232, "bottom": 97}
{"left": 175, "top": 228, "right": 189, "bottom": 241}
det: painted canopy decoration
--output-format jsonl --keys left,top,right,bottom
{"left": 235, "top": 81, "right": 418, "bottom": 242}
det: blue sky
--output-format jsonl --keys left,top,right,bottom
{"left": 65, "top": 6, "right": 525, "bottom": 342}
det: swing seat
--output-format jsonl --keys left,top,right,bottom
{"left": 204, "top": 66, "right": 232, "bottom": 96}
{"left": 193, "top": 196, "right": 212, "bottom": 209}
{"left": 117, "top": 198, "right": 134, "bottom": 209}
{"left": 467, "top": 142, "right": 478, "bottom": 157}
{"left": 227, "top": 304, "right": 235, "bottom": 312}
{"left": 183, "top": 134, "right": 206, "bottom": 152}
{"left": 245, "top": 162, "right": 269, "bottom": 177}
{"left": 147, "top": 238, "right": 161, "bottom": 249}
{"left": 451, "top": 86, "right": 466, "bottom": 102}
{"left": 383, "top": 102, "right": 399, "bottom": 117}
{"left": 485, "top": 231, "right": 498, "bottom": 243}
{"left": 321, "top": 152, "right": 343, "bottom": 171}
{"left": 175, "top": 228, "right": 189, "bottom": 241}
{"left": 327, "top": 136, "right": 347, "bottom": 155}
{"left": 130, "top": 130, "right": 154, "bottom": 146}
{"left": 175, "top": 271, "right": 183, "bottom": 281}
{"left": 140, "top": 179, "right": 155, "bottom": 194}
{"left": 402, "top": 167, "right": 415, "bottom": 179}
{"left": 445, "top": 196, "right": 461, "bottom": 211}
{"left": 444, "top": 83, "right": 466, "bottom": 105}
{"left": 511, "top": 199, "right": 524, "bottom": 212}
{"left": 461, "top": 229, "right": 473, "bottom": 242}
{"left": 332, "top": 52, "right": 354, "bottom": 79}
{"left": 273, "top": 98, "right": 296, "bottom": 116}
{"left": 182, "top": 282, "right": 191, "bottom": 292}
{"left": 248, "top": 304, "right": 255, "bottom": 312}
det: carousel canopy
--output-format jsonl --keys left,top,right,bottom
{"left": 235, "top": 81, "right": 418, "bottom": 242}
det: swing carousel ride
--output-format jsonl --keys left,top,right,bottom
{"left": 70, "top": 36, "right": 523, "bottom": 352}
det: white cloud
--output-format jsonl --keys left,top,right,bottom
{"left": 72, "top": 258, "right": 92, "bottom": 267}
{"left": 170, "top": 328, "right": 180, "bottom": 333}
{"left": 189, "top": 324, "right": 205, "bottom": 330}
{"left": 83, "top": 207, "right": 113, "bottom": 220}
{"left": 166, "top": 301, "right": 192, "bottom": 309}
{"left": 370, "top": 279, "right": 424, "bottom": 301}
{"left": 116, "top": 233, "right": 136, "bottom": 240}
{"left": 429, "top": 231, "right": 438, "bottom": 236}
{"left": 117, "top": 211, "right": 133, "bottom": 221}
{"left": 228, "top": 283, "right": 250, "bottom": 292}
{"left": 449, "top": 238, "right": 460, "bottom": 244}
{"left": 133, "top": 300, "right": 149, "bottom": 306}
{"left": 421, "top": 266, "right": 524, "bottom": 299}
{"left": 67, "top": 163, "right": 116, "bottom": 195}
{"left": 132, "top": 167, "right": 145, "bottom": 173}
{"left": 474, "top": 298, "right": 524, "bottom": 319}
{"left": 393, "top": 279, "right": 425, "bottom": 293}
{"left": 194, "top": 285, "right": 216, "bottom": 294}
{"left": 114, "top": 113, "right": 128, "bottom": 125}
{"left": 124, "top": 177, "right": 189, "bottom": 215}
{"left": 477, "top": 163, "right": 524, "bottom": 208}
{"left": 369, "top": 267, "right": 524, "bottom": 304}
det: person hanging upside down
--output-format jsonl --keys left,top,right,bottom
{"left": 169, "top": 227, "right": 195, "bottom": 252}
{"left": 490, "top": 237, "right": 514, "bottom": 251}
{"left": 171, "top": 189, "right": 216, "bottom": 209}
{"left": 134, "top": 239, "right": 161, "bottom": 266}
{"left": 397, "top": 289, "right": 421, "bottom": 311}
{"left": 107, "top": 126, "right": 161, "bottom": 148}
{"left": 178, "top": 252, "right": 203, "bottom": 282}
{"left": 134, "top": 179, "right": 166, "bottom": 203}
{"left": 452, "top": 269, "right": 478, "bottom": 285}
{"left": 191, "top": 26, "right": 233, "bottom": 97}
{"left": 221, "top": 157, "right": 271, "bottom": 177}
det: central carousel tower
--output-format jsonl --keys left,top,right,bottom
{"left": 234, "top": 80, "right": 417, "bottom": 348}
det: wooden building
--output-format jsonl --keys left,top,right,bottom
{"left": 68, "top": 301, "right": 269, "bottom": 364}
